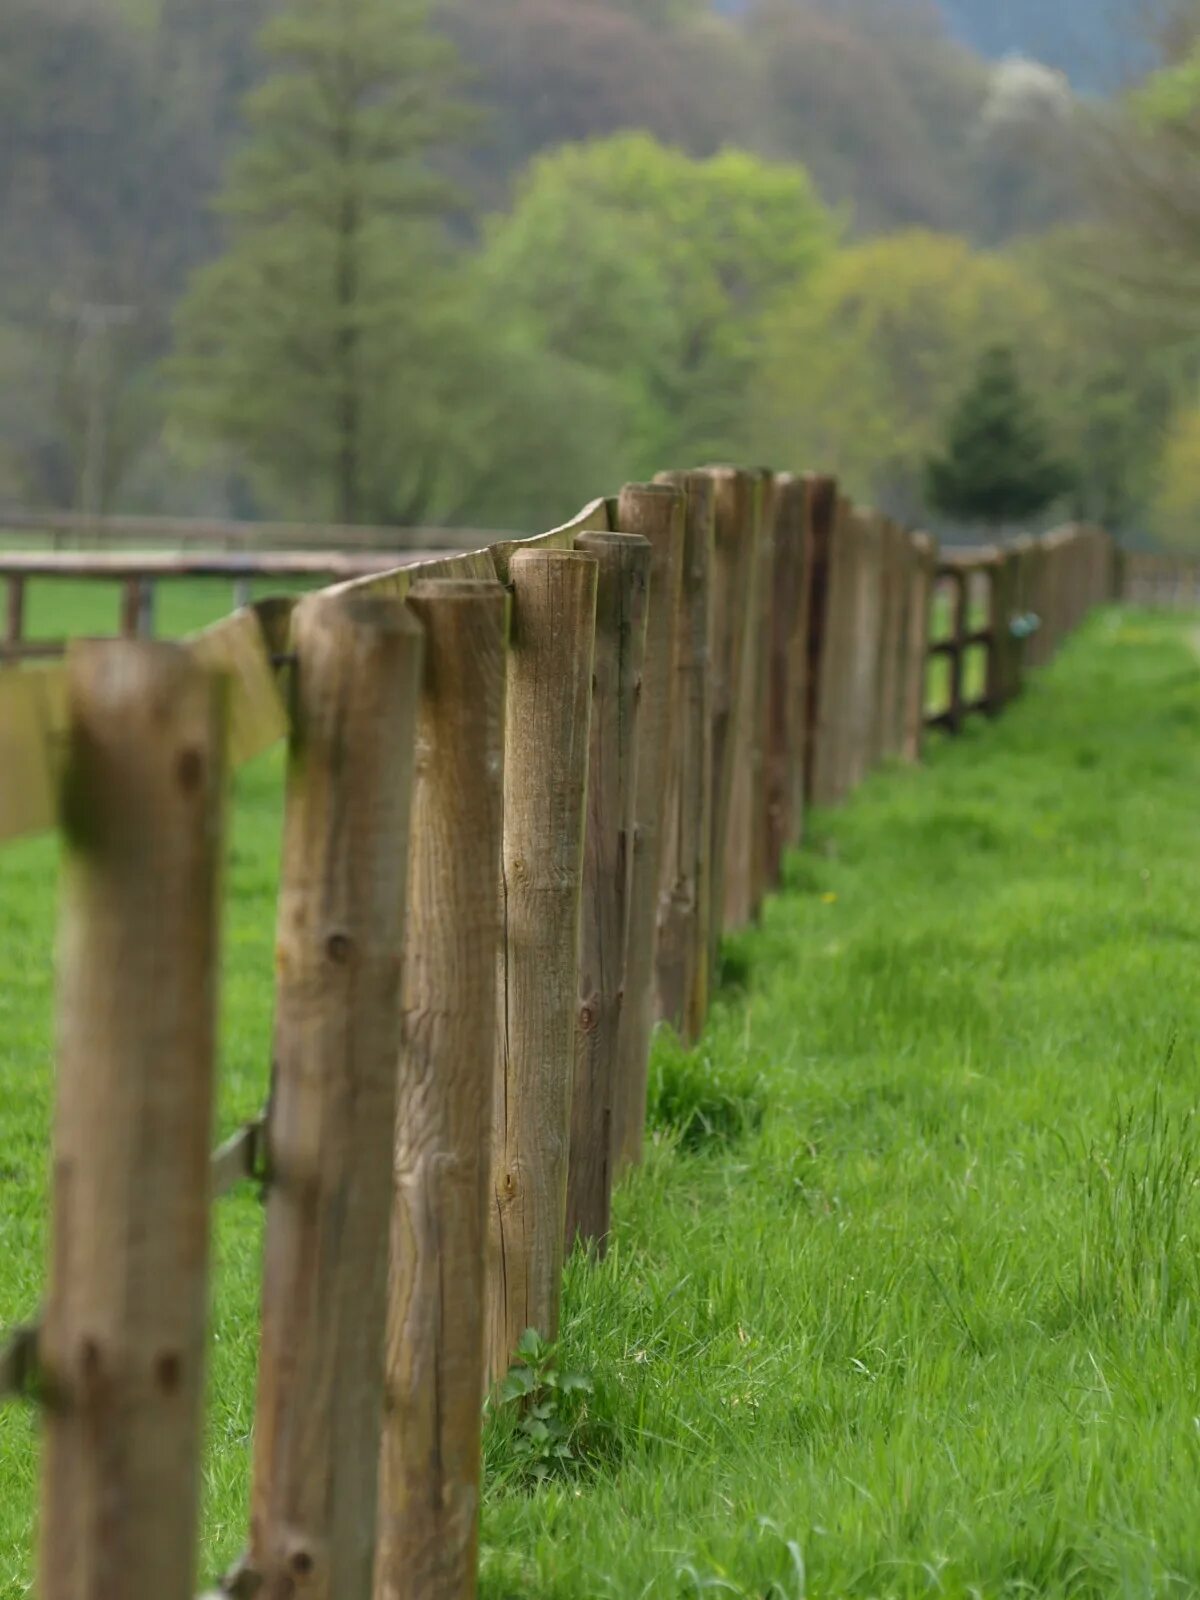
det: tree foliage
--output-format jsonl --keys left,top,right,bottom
{"left": 754, "top": 232, "right": 1057, "bottom": 521}
{"left": 925, "top": 345, "right": 1072, "bottom": 529}
{"left": 170, "top": 0, "right": 466, "bottom": 523}
{"left": 476, "top": 133, "right": 834, "bottom": 479}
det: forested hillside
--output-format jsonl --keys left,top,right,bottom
{"left": 0, "top": 0, "right": 1192, "bottom": 537}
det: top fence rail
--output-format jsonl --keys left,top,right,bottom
{"left": 0, "top": 506, "right": 507, "bottom": 553}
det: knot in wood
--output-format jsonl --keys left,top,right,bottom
{"left": 154, "top": 1349, "right": 182, "bottom": 1394}
{"left": 176, "top": 746, "right": 205, "bottom": 793}
{"left": 578, "top": 1000, "right": 599, "bottom": 1033}
{"left": 325, "top": 931, "right": 354, "bottom": 966}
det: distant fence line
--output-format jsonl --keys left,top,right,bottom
{"left": 0, "top": 469, "right": 1116, "bottom": 1600}
{"left": 1121, "top": 550, "right": 1200, "bottom": 608}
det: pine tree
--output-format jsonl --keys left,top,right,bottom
{"left": 170, "top": 0, "right": 464, "bottom": 524}
{"left": 925, "top": 345, "right": 1072, "bottom": 531}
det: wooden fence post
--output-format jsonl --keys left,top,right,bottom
{"left": 5, "top": 574, "right": 25, "bottom": 659}
{"left": 610, "top": 484, "right": 685, "bottom": 1177}
{"left": 803, "top": 477, "right": 837, "bottom": 806}
{"left": 874, "top": 518, "right": 906, "bottom": 765}
{"left": 764, "top": 474, "right": 810, "bottom": 884}
{"left": 247, "top": 593, "right": 424, "bottom": 1600}
{"left": 828, "top": 497, "right": 863, "bottom": 799}
{"left": 652, "top": 471, "right": 715, "bottom": 1042}
{"left": 945, "top": 568, "right": 968, "bottom": 734}
{"left": 375, "top": 578, "right": 507, "bottom": 1600}
{"left": 721, "top": 472, "right": 770, "bottom": 932}
{"left": 903, "top": 532, "right": 936, "bottom": 762}
{"left": 563, "top": 536, "right": 649, "bottom": 1253}
{"left": 847, "top": 511, "right": 884, "bottom": 784}
{"left": 700, "top": 468, "right": 758, "bottom": 957}
{"left": 40, "top": 640, "right": 225, "bottom": 1600}
{"left": 489, "top": 550, "right": 598, "bottom": 1369}
{"left": 748, "top": 470, "right": 778, "bottom": 921}
{"left": 986, "top": 550, "right": 1018, "bottom": 713}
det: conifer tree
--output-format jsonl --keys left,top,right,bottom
{"left": 925, "top": 344, "right": 1072, "bottom": 531}
{"left": 171, "top": 0, "right": 464, "bottom": 523}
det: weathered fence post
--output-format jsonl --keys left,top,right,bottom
{"left": 848, "top": 511, "right": 884, "bottom": 784}
{"left": 247, "top": 593, "right": 424, "bottom": 1600}
{"left": 803, "top": 477, "right": 837, "bottom": 806}
{"left": 874, "top": 518, "right": 906, "bottom": 765}
{"left": 610, "top": 484, "right": 685, "bottom": 1177}
{"left": 488, "top": 549, "right": 598, "bottom": 1368}
{"left": 986, "top": 549, "right": 1019, "bottom": 713}
{"left": 903, "top": 532, "right": 936, "bottom": 762}
{"left": 701, "top": 468, "right": 758, "bottom": 956}
{"left": 564, "top": 535, "right": 649, "bottom": 1253}
{"left": 748, "top": 470, "right": 778, "bottom": 920}
{"left": 652, "top": 471, "right": 715, "bottom": 1041}
{"left": 944, "top": 567, "right": 968, "bottom": 734}
{"left": 826, "top": 496, "right": 864, "bottom": 800}
{"left": 375, "top": 578, "right": 507, "bottom": 1600}
{"left": 40, "top": 639, "right": 225, "bottom": 1600}
{"left": 764, "top": 474, "right": 810, "bottom": 883}
{"left": 721, "top": 472, "right": 770, "bottom": 931}
{"left": 5, "top": 575, "right": 25, "bottom": 659}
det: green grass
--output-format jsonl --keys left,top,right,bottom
{"left": 14, "top": 573, "right": 319, "bottom": 644}
{"left": 4, "top": 606, "right": 1200, "bottom": 1597}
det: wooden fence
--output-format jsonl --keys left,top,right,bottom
{"left": 0, "top": 506, "right": 494, "bottom": 553}
{"left": 0, "top": 550, "right": 432, "bottom": 664}
{"left": 0, "top": 474, "right": 1116, "bottom": 1600}
{"left": 1120, "top": 550, "right": 1200, "bottom": 608}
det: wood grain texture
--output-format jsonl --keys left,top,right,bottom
{"left": 187, "top": 607, "right": 290, "bottom": 768}
{"left": 747, "top": 470, "right": 778, "bottom": 922}
{"left": 564, "top": 534, "right": 649, "bottom": 1250}
{"left": 984, "top": 551, "right": 1013, "bottom": 713}
{"left": 40, "top": 639, "right": 225, "bottom": 1600}
{"left": 764, "top": 475, "right": 810, "bottom": 884}
{"left": 802, "top": 477, "right": 837, "bottom": 809}
{"left": 375, "top": 579, "right": 507, "bottom": 1600}
{"left": 847, "top": 511, "right": 884, "bottom": 791}
{"left": 248, "top": 593, "right": 424, "bottom": 1600}
{"left": 489, "top": 550, "right": 598, "bottom": 1369}
{"left": 874, "top": 519, "right": 906, "bottom": 765}
{"left": 610, "top": 484, "right": 685, "bottom": 1176}
{"left": 720, "top": 471, "right": 768, "bottom": 932}
{"left": 652, "top": 472, "right": 715, "bottom": 1042}
{"left": 903, "top": 532, "right": 937, "bottom": 762}
{"left": 5, "top": 574, "right": 24, "bottom": 650}
{"left": 813, "top": 496, "right": 857, "bottom": 805}
{"left": 700, "top": 468, "right": 759, "bottom": 968}
{"left": 490, "top": 499, "right": 611, "bottom": 582}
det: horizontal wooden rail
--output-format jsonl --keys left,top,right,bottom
{"left": 0, "top": 554, "right": 435, "bottom": 667}
{"left": 0, "top": 551, "right": 421, "bottom": 579}
{"left": 0, "top": 507, "right": 504, "bottom": 554}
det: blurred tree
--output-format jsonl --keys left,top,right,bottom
{"left": 925, "top": 345, "right": 1072, "bottom": 530}
{"left": 1150, "top": 403, "right": 1200, "bottom": 548}
{"left": 435, "top": 0, "right": 754, "bottom": 209}
{"left": 1022, "top": 227, "right": 1185, "bottom": 531}
{"left": 475, "top": 133, "right": 834, "bottom": 477}
{"left": 170, "top": 0, "right": 466, "bottom": 523}
{"left": 754, "top": 232, "right": 1056, "bottom": 520}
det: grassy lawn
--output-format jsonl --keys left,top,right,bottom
{"left": 3, "top": 606, "right": 1200, "bottom": 1597}
{"left": 12, "top": 572, "right": 320, "bottom": 644}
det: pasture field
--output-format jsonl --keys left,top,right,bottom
{"left": 2, "top": 605, "right": 1199, "bottom": 1597}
